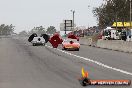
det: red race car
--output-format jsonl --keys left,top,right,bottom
{"left": 62, "top": 39, "right": 80, "bottom": 51}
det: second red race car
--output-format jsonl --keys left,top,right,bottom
{"left": 62, "top": 38, "right": 80, "bottom": 51}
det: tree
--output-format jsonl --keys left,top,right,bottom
{"left": 46, "top": 26, "right": 56, "bottom": 34}
{"left": 93, "top": 0, "right": 130, "bottom": 29}
{"left": 0, "top": 24, "right": 15, "bottom": 35}
{"left": 19, "top": 30, "right": 28, "bottom": 36}
{"left": 29, "top": 26, "right": 46, "bottom": 35}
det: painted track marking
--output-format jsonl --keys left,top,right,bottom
{"left": 45, "top": 45, "right": 132, "bottom": 76}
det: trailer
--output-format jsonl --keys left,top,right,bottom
{"left": 103, "top": 27, "right": 120, "bottom": 40}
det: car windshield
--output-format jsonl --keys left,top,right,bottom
{"left": 33, "top": 37, "right": 44, "bottom": 41}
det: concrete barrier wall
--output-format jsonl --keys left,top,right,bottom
{"left": 79, "top": 34, "right": 98, "bottom": 46}
{"left": 79, "top": 38, "right": 92, "bottom": 45}
{"left": 80, "top": 37, "right": 132, "bottom": 53}
{"left": 97, "top": 40, "right": 132, "bottom": 53}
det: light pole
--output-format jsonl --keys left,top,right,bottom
{"left": 130, "top": 0, "right": 132, "bottom": 28}
{"left": 71, "top": 10, "right": 75, "bottom": 31}
{"left": 88, "top": 5, "right": 90, "bottom": 28}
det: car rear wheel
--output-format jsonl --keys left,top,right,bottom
{"left": 76, "top": 48, "right": 79, "bottom": 51}
{"left": 62, "top": 45, "right": 66, "bottom": 50}
{"left": 33, "top": 43, "right": 36, "bottom": 46}
{"left": 43, "top": 43, "right": 45, "bottom": 46}
{"left": 62, "top": 47, "right": 66, "bottom": 50}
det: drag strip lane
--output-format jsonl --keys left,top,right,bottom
{"left": 45, "top": 45, "right": 132, "bottom": 76}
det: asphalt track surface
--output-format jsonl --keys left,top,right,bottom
{"left": 0, "top": 36, "right": 132, "bottom": 88}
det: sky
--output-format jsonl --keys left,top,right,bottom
{"left": 0, "top": 0, "right": 103, "bottom": 33}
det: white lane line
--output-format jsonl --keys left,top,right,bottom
{"left": 45, "top": 45, "right": 132, "bottom": 76}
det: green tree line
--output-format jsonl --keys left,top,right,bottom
{"left": 0, "top": 24, "right": 15, "bottom": 35}
{"left": 93, "top": 0, "right": 130, "bottom": 29}
{"left": 20, "top": 26, "right": 57, "bottom": 36}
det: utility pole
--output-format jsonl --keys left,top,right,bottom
{"left": 88, "top": 5, "right": 90, "bottom": 28}
{"left": 130, "top": 0, "right": 132, "bottom": 29}
{"left": 71, "top": 10, "right": 75, "bottom": 31}
{"left": 64, "top": 20, "right": 66, "bottom": 35}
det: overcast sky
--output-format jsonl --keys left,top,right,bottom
{"left": 0, "top": 0, "right": 103, "bottom": 33}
